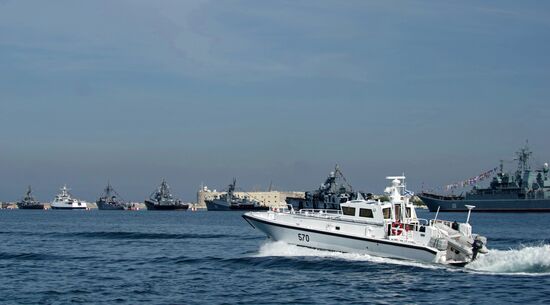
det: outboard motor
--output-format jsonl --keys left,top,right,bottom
{"left": 451, "top": 221, "right": 459, "bottom": 231}
{"left": 471, "top": 236, "right": 487, "bottom": 260}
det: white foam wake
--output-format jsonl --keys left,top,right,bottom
{"left": 254, "top": 241, "right": 442, "bottom": 270}
{"left": 466, "top": 244, "right": 550, "bottom": 275}
{"left": 255, "top": 241, "right": 550, "bottom": 275}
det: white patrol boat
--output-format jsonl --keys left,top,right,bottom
{"left": 243, "top": 176, "right": 488, "bottom": 266}
{"left": 51, "top": 185, "right": 88, "bottom": 210}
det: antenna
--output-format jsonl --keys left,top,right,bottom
{"left": 465, "top": 205, "right": 475, "bottom": 224}
{"left": 516, "top": 141, "right": 533, "bottom": 172}
{"left": 335, "top": 164, "right": 353, "bottom": 191}
{"left": 434, "top": 206, "right": 440, "bottom": 222}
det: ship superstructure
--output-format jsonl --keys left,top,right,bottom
{"left": 286, "top": 165, "right": 365, "bottom": 210}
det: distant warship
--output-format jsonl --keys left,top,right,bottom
{"left": 51, "top": 185, "right": 88, "bottom": 210}
{"left": 419, "top": 144, "right": 550, "bottom": 212}
{"left": 96, "top": 182, "right": 129, "bottom": 210}
{"left": 205, "top": 178, "right": 269, "bottom": 211}
{"left": 17, "top": 186, "right": 45, "bottom": 209}
{"left": 286, "top": 165, "right": 367, "bottom": 210}
{"left": 144, "top": 179, "right": 189, "bottom": 211}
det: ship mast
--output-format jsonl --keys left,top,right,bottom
{"left": 226, "top": 178, "right": 237, "bottom": 203}
{"left": 516, "top": 142, "right": 532, "bottom": 173}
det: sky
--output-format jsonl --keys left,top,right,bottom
{"left": 1, "top": 0, "right": 549, "bottom": 202}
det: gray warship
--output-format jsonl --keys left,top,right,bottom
{"left": 286, "top": 165, "right": 367, "bottom": 210}
{"left": 205, "top": 178, "right": 269, "bottom": 211}
{"left": 419, "top": 145, "right": 550, "bottom": 212}
{"left": 17, "top": 186, "right": 45, "bottom": 209}
{"left": 96, "top": 182, "right": 129, "bottom": 210}
{"left": 144, "top": 179, "right": 189, "bottom": 211}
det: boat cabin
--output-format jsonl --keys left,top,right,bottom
{"left": 338, "top": 177, "right": 419, "bottom": 225}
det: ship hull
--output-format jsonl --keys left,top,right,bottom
{"left": 144, "top": 200, "right": 189, "bottom": 211}
{"left": 418, "top": 194, "right": 550, "bottom": 212}
{"left": 242, "top": 213, "right": 440, "bottom": 263}
{"left": 96, "top": 202, "right": 126, "bottom": 210}
{"left": 206, "top": 199, "right": 269, "bottom": 211}
{"left": 17, "top": 204, "right": 45, "bottom": 210}
{"left": 51, "top": 206, "right": 87, "bottom": 210}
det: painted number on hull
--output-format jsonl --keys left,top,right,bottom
{"left": 298, "top": 233, "right": 310, "bottom": 242}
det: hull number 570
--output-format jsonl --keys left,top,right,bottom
{"left": 298, "top": 233, "right": 310, "bottom": 242}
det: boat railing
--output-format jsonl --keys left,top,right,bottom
{"left": 429, "top": 219, "right": 454, "bottom": 228}
{"left": 294, "top": 209, "right": 387, "bottom": 226}
{"left": 416, "top": 218, "right": 429, "bottom": 226}
{"left": 292, "top": 209, "right": 343, "bottom": 220}
{"left": 297, "top": 209, "right": 342, "bottom": 217}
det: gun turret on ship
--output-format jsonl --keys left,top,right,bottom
{"left": 205, "top": 178, "right": 269, "bottom": 211}
{"left": 144, "top": 179, "right": 189, "bottom": 211}
{"left": 17, "top": 186, "right": 45, "bottom": 209}
{"left": 419, "top": 144, "right": 550, "bottom": 212}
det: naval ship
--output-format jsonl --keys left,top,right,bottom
{"left": 286, "top": 165, "right": 368, "bottom": 210}
{"left": 419, "top": 145, "right": 550, "bottom": 212}
{"left": 144, "top": 179, "right": 189, "bottom": 211}
{"left": 96, "top": 182, "right": 129, "bottom": 210}
{"left": 17, "top": 186, "right": 45, "bottom": 209}
{"left": 205, "top": 178, "right": 269, "bottom": 211}
{"left": 51, "top": 185, "right": 88, "bottom": 210}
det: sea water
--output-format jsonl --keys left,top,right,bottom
{"left": 1, "top": 210, "right": 549, "bottom": 304}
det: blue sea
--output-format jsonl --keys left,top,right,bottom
{"left": 1, "top": 209, "right": 549, "bottom": 304}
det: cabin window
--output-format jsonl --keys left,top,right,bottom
{"left": 342, "top": 206, "right": 356, "bottom": 216}
{"left": 406, "top": 207, "right": 412, "bottom": 217}
{"left": 359, "top": 208, "right": 374, "bottom": 218}
{"left": 382, "top": 208, "right": 391, "bottom": 219}
{"left": 394, "top": 204, "right": 401, "bottom": 220}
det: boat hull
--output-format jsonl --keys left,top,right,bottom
{"left": 97, "top": 203, "right": 125, "bottom": 210}
{"left": 51, "top": 206, "right": 87, "bottom": 210}
{"left": 17, "top": 204, "right": 45, "bottom": 210}
{"left": 242, "top": 213, "right": 440, "bottom": 263}
{"left": 97, "top": 200, "right": 126, "bottom": 210}
{"left": 206, "top": 200, "right": 269, "bottom": 211}
{"left": 144, "top": 200, "right": 189, "bottom": 211}
{"left": 418, "top": 194, "right": 550, "bottom": 212}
